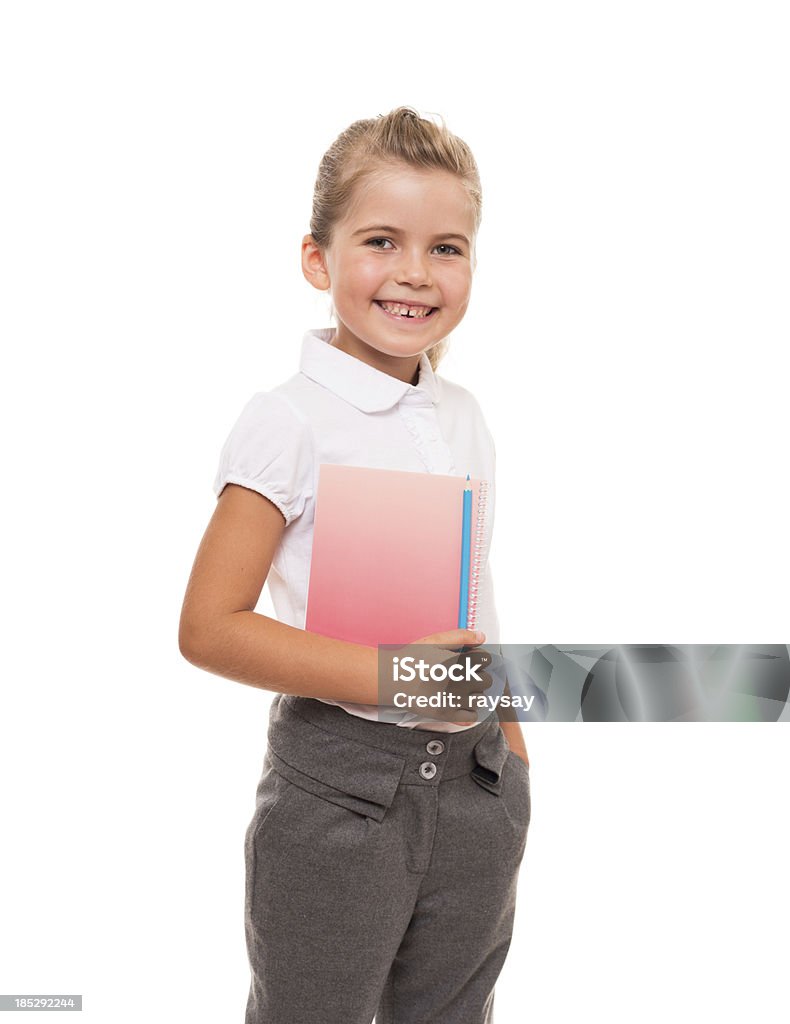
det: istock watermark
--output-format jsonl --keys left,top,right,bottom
{"left": 389, "top": 653, "right": 535, "bottom": 711}
{"left": 392, "top": 655, "right": 487, "bottom": 683}
{"left": 376, "top": 642, "right": 537, "bottom": 726}
{"left": 375, "top": 644, "right": 790, "bottom": 725}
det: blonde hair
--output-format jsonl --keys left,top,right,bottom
{"left": 308, "top": 106, "right": 482, "bottom": 372}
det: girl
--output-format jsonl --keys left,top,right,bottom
{"left": 179, "top": 106, "right": 531, "bottom": 1024}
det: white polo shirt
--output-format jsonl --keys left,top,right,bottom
{"left": 213, "top": 326, "right": 501, "bottom": 732}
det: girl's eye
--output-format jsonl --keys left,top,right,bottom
{"left": 365, "top": 238, "right": 462, "bottom": 256}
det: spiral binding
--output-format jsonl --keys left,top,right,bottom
{"left": 466, "top": 479, "right": 490, "bottom": 631}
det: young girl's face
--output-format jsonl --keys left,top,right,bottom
{"left": 309, "top": 163, "right": 476, "bottom": 381}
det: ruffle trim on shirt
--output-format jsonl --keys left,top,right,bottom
{"left": 399, "top": 409, "right": 430, "bottom": 471}
{"left": 397, "top": 406, "right": 456, "bottom": 475}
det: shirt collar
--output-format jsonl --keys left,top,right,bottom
{"left": 299, "top": 327, "right": 441, "bottom": 413}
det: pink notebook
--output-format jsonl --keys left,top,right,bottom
{"left": 305, "top": 464, "right": 491, "bottom": 647}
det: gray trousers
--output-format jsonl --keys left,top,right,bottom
{"left": 244, "top": 694, "right": 531, "bottom": 1024}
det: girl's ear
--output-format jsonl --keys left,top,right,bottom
{"left": 301, "top": 234, "right": 331, "bottom": 292}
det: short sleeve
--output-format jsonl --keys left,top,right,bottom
{"left": 212, "top": 391, "right": 314, "bottom": 526}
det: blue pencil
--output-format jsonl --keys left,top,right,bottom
{"left": 458, "top": 474, "right": 473, "bottom": 628}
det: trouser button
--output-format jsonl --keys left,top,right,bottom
{"left": 419, "top": 762, "right": 437, "bottom": 780}
{"left": 426, "top": 740, "right": 445, "bottom": 755}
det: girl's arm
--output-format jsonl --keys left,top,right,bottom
{"left": 498, "top": 676, "right": 529, "bottom": 765}
{"left": 501, "top": 721, "right": 529, "bottom": 767}
{"left": 179, "top": 484, "right": 380, "bottom": 703}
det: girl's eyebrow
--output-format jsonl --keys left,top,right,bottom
{"left": 352, "top": 224, "right": 470, "bottom": 246}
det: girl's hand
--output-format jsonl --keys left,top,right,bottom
{"left": 378, "top": 629, "right": 492, "bottom": 725}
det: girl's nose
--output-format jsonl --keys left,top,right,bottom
{"left": 395, "top": 249, "right": 432, "bottom": 287}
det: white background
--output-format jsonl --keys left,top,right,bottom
{"left": 1, "top": 1, "right": 788, "bottom": 1021}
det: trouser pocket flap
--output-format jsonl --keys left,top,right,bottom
{"left": 471, "top": 725, "right": 509, "bottom": 796}
{"left": 267, "top": 709, "right": 406, "bottom": 822}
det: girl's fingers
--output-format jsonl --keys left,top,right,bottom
{"left": 414, "top": 629, "right": 486, "bottom": 647}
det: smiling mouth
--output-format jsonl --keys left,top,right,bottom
{"left": 374, "top": 300, "right": 438, "bottom": 319}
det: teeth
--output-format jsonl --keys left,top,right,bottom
{"left": 379, "top": 302, "right": 433, "bottom": 318}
